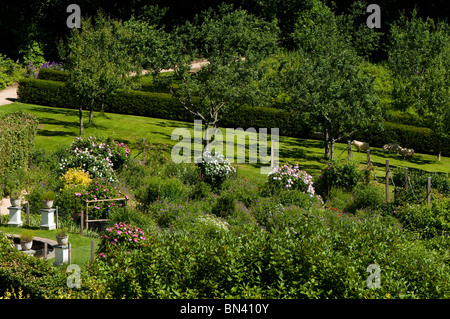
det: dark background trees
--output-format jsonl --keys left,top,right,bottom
{"left": 1, "top": 0, "right": 448, "bottom": 62}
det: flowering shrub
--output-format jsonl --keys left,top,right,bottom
{"left": 198, "top": 151, "right": 236, "bottom": 189}
{"left": 59, "top": 136, "right": 131, "bottom": 182}
{"left": 75, "top": 177, "right": 128, "bottom": 219}
{"left": 26, "top": 60, "right": 63, "bottom": 78}
{"left": 60, "top": 168, "right": 92, "bottom": 190}
{"left": 268, "top": 164, "right": 315, "bottom": 196}
{"left": 98, "top": 222, "right": 147, "bottom": 257}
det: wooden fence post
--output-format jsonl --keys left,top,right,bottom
{"left": 80, "top": 209, "right": 84, "bottom": 236}
{"left": 385, "top": 159, "right": 390, "bottom": 203}
{"left": 26, "top": 202, "right": 30, "bottom": 226}
{"left": 347, "top": 140, "right": 352, "bottom": 161}
{"left": 366, "top": 149, "right": 371, "bottom": 164}
{"left": 68, "top": 243, "right": 72, "bottom": 265}
{"left": 404, "top": 167, "right": 409, "bottom": 192}
{"left": 91, "top": 239, "right": 95, "bottom": 263}
{"left": 427, "top": 177, "right": 431, "bottom": 204}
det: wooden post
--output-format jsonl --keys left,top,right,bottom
{"left": 26, "top": 202, "right": 30, "bottom": 226}
{"left": 366, "top": 149, "right": 371, "bottom": 164}
{"left": 427, "top": 177, "right": 431, "bottom": 204}
{"left": 405, "top": 167, "right": 409, "bottom": 192}
{"left": 347, "top": 140, "right": 352, "bottom": 161}
{"left": 68, "top": 243, "right": 72, "bottom": 265}
{"left": 85, "top": 200, "right": 89, "bottom": 231}
{"left": 55, "top": 206, "right": 59, "bottom": 229}
{"left": 270, "top": 139, "right": 275, "bottom": 172}
{"left": 91, "top": 239, "right": 95, "bottom": 263}
{"left": 142, "top": 138, "right": 146, "bottom": 165}
{"left": 385, "top": 159, "right": 390, "bottom": 203}
{"left": 80, "top": 209, "right": 84, "bottom": 236}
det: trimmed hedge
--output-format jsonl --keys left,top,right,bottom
{"left": 17, "top": 78, "right": 449, "bottom": 156}
{"left": 355, "top": 121, "right": 449, "bottom": 156}
{"left": 38, "top": 68, "right": 68, "bottom": 82}
{"left": 0, "top": 111, "right": 39, "bottom": 181}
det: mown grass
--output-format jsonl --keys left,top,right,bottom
{"left": 0, "top": 224, "right": 99, "bottom": 266}
{"left": 1, "top": 102, "right": 448, "bottom": 183}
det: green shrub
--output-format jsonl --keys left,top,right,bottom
{"left": 222, "top": 177, "right": 262, "bottom": 208}
{"left": 137, "top": 176, "right": 186, "bottom": 209}
{"left": 352, "top": 183, "right": 385, "bottom": 212}
{"left": 314, "top": 160, "right": 362, "bottom": 198}
{"left": 190, "top": 182, "right": 213, "bottom": 200}
{"left": 396, "top": 197, "right": 450, "bottom": 239}
{"left": 392, "top": 167, "right": 450, "bottom": 197}
{"left": 0, "top": 112, "right": 38, "bottom": 183}
{"left": 38, "top": 68, "right": 68, "bottom": 82}
{"left": 0, "top": 54, "right": 24, "bottom": 89}
{"left": 211, "top": 192, "right": 237, "bottom": 218}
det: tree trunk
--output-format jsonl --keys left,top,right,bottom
{"left": 438, "top": 139, "right": 442, "bottom": 161}
{"left": 100, "top": 94, "right": 105, "bottom": 117}
{"left": 78, "top": 106, "right": 83, "bottom": 136}
{"left": 324, "top": 128, "right": 329, "bottom": 159}
{"left": 89, "top": 98, "right": 95, "bottom": 125}
{"left": 330, "top": 136, "right": 335, "bottom": 160}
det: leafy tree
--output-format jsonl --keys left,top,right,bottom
{"left": 284, "top": 0, "right": 382, "bottom": 159}
{"left": 61, "top": 12, "right": 143, "bottom": 135}
{"left": 387, "top": 11, "right": 450, "bottom": 160}
{"left": 163, "top": 5, "right": 279, "bottom": 147}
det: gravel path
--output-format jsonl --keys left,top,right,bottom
{"left": 0, "top": 83, "right": 18, "bottom": 106}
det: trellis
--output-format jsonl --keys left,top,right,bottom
{"left": 74, "top": 196, "right": 129, "bottom": 235}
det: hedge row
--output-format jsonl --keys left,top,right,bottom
{"left": 38, "top": 68, "right": 68, "bottom": 82}
{"left": 355, "top": 121, "right": 449, "bottom": 156}
{"left": 17, "top": 78, "right": 448, "bottom": 156}
{"left": 17, "top": 78, "right": 310, "bottom": 138}
{"left": 0, "top": 111, "right": 39, "bottom": 181}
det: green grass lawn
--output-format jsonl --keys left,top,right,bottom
{"left": 1, "top": 101, "right": 449, "bottom": 183}
{"left": 0, "top": 224, "right": 99, "bottom": 267}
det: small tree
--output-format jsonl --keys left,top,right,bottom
{"left": 284, "top": 0, "right": 382, "bottom": 159}
{"left": 162, "top": 5, "right": 279, "bottom": 148}
{"left": 61, "top": 12, "right": 143, "bottom": 135}
{"left": 387, "top": 11, "right": 450, "bottom": 160}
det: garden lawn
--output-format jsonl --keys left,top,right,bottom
{"left": 1, "top": 102, "right": 449, "bottom": 183}
{"left": 0, "top": 225, "right": 100, "bottom": 266}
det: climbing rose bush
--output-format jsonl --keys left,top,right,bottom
{"left": 268, "top": 164, "right": 315, "bottom": 196}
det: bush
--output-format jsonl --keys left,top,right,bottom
{"left": 314, "top": 160, "right": 362, "bottom": 198}
{"left": 0, "top": 54, "right": 24, "bottom": 89}
{"left": 0, "top": 112, "right": 38, "bottom": 183}
{"left": 98, "top": 222, "right": 148, "bottom": 257}
{"left": 396, "top": 197, "right": 450, "bottom": 239}
{"left": 59, "top": 136, "right": 131, "bottom": 183}
{"left": 352, "top": 183, "right": 385, "bottom": 212}
{"left": 211, "top": 192, "right": 237, "bottom": 218}
{"left": 38, "top": 68, "right": 68, "bottom": 82}
{"left": 392, "top": 167, "right": 450, "bottom": 197}
{"left": 137, "top": 176, "right": 186, "bottom": 209}
{"left": 197, "top": 151, "right": 236, "bottom": 190}
{"left": 267, "top": 164, "right": 315, "bottom": 195}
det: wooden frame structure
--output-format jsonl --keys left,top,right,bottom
{"left": 75, "top": 196, "right": 129, "bottom": 235}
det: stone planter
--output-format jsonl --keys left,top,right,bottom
{"left": 10, "top": 198, "right": 21, "bottom": 207}
{"left": 20, "top": 240, "right": 33, "bottom": 251}
{"left": 56, "top": 235, "right": 69, "bottom": 246}
{"left": 42, "top": 200, "right": 54, "bottom": 209}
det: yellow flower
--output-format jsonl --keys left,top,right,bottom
{"left": 61, "top": 168, "right": 92, "bottom": 190}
